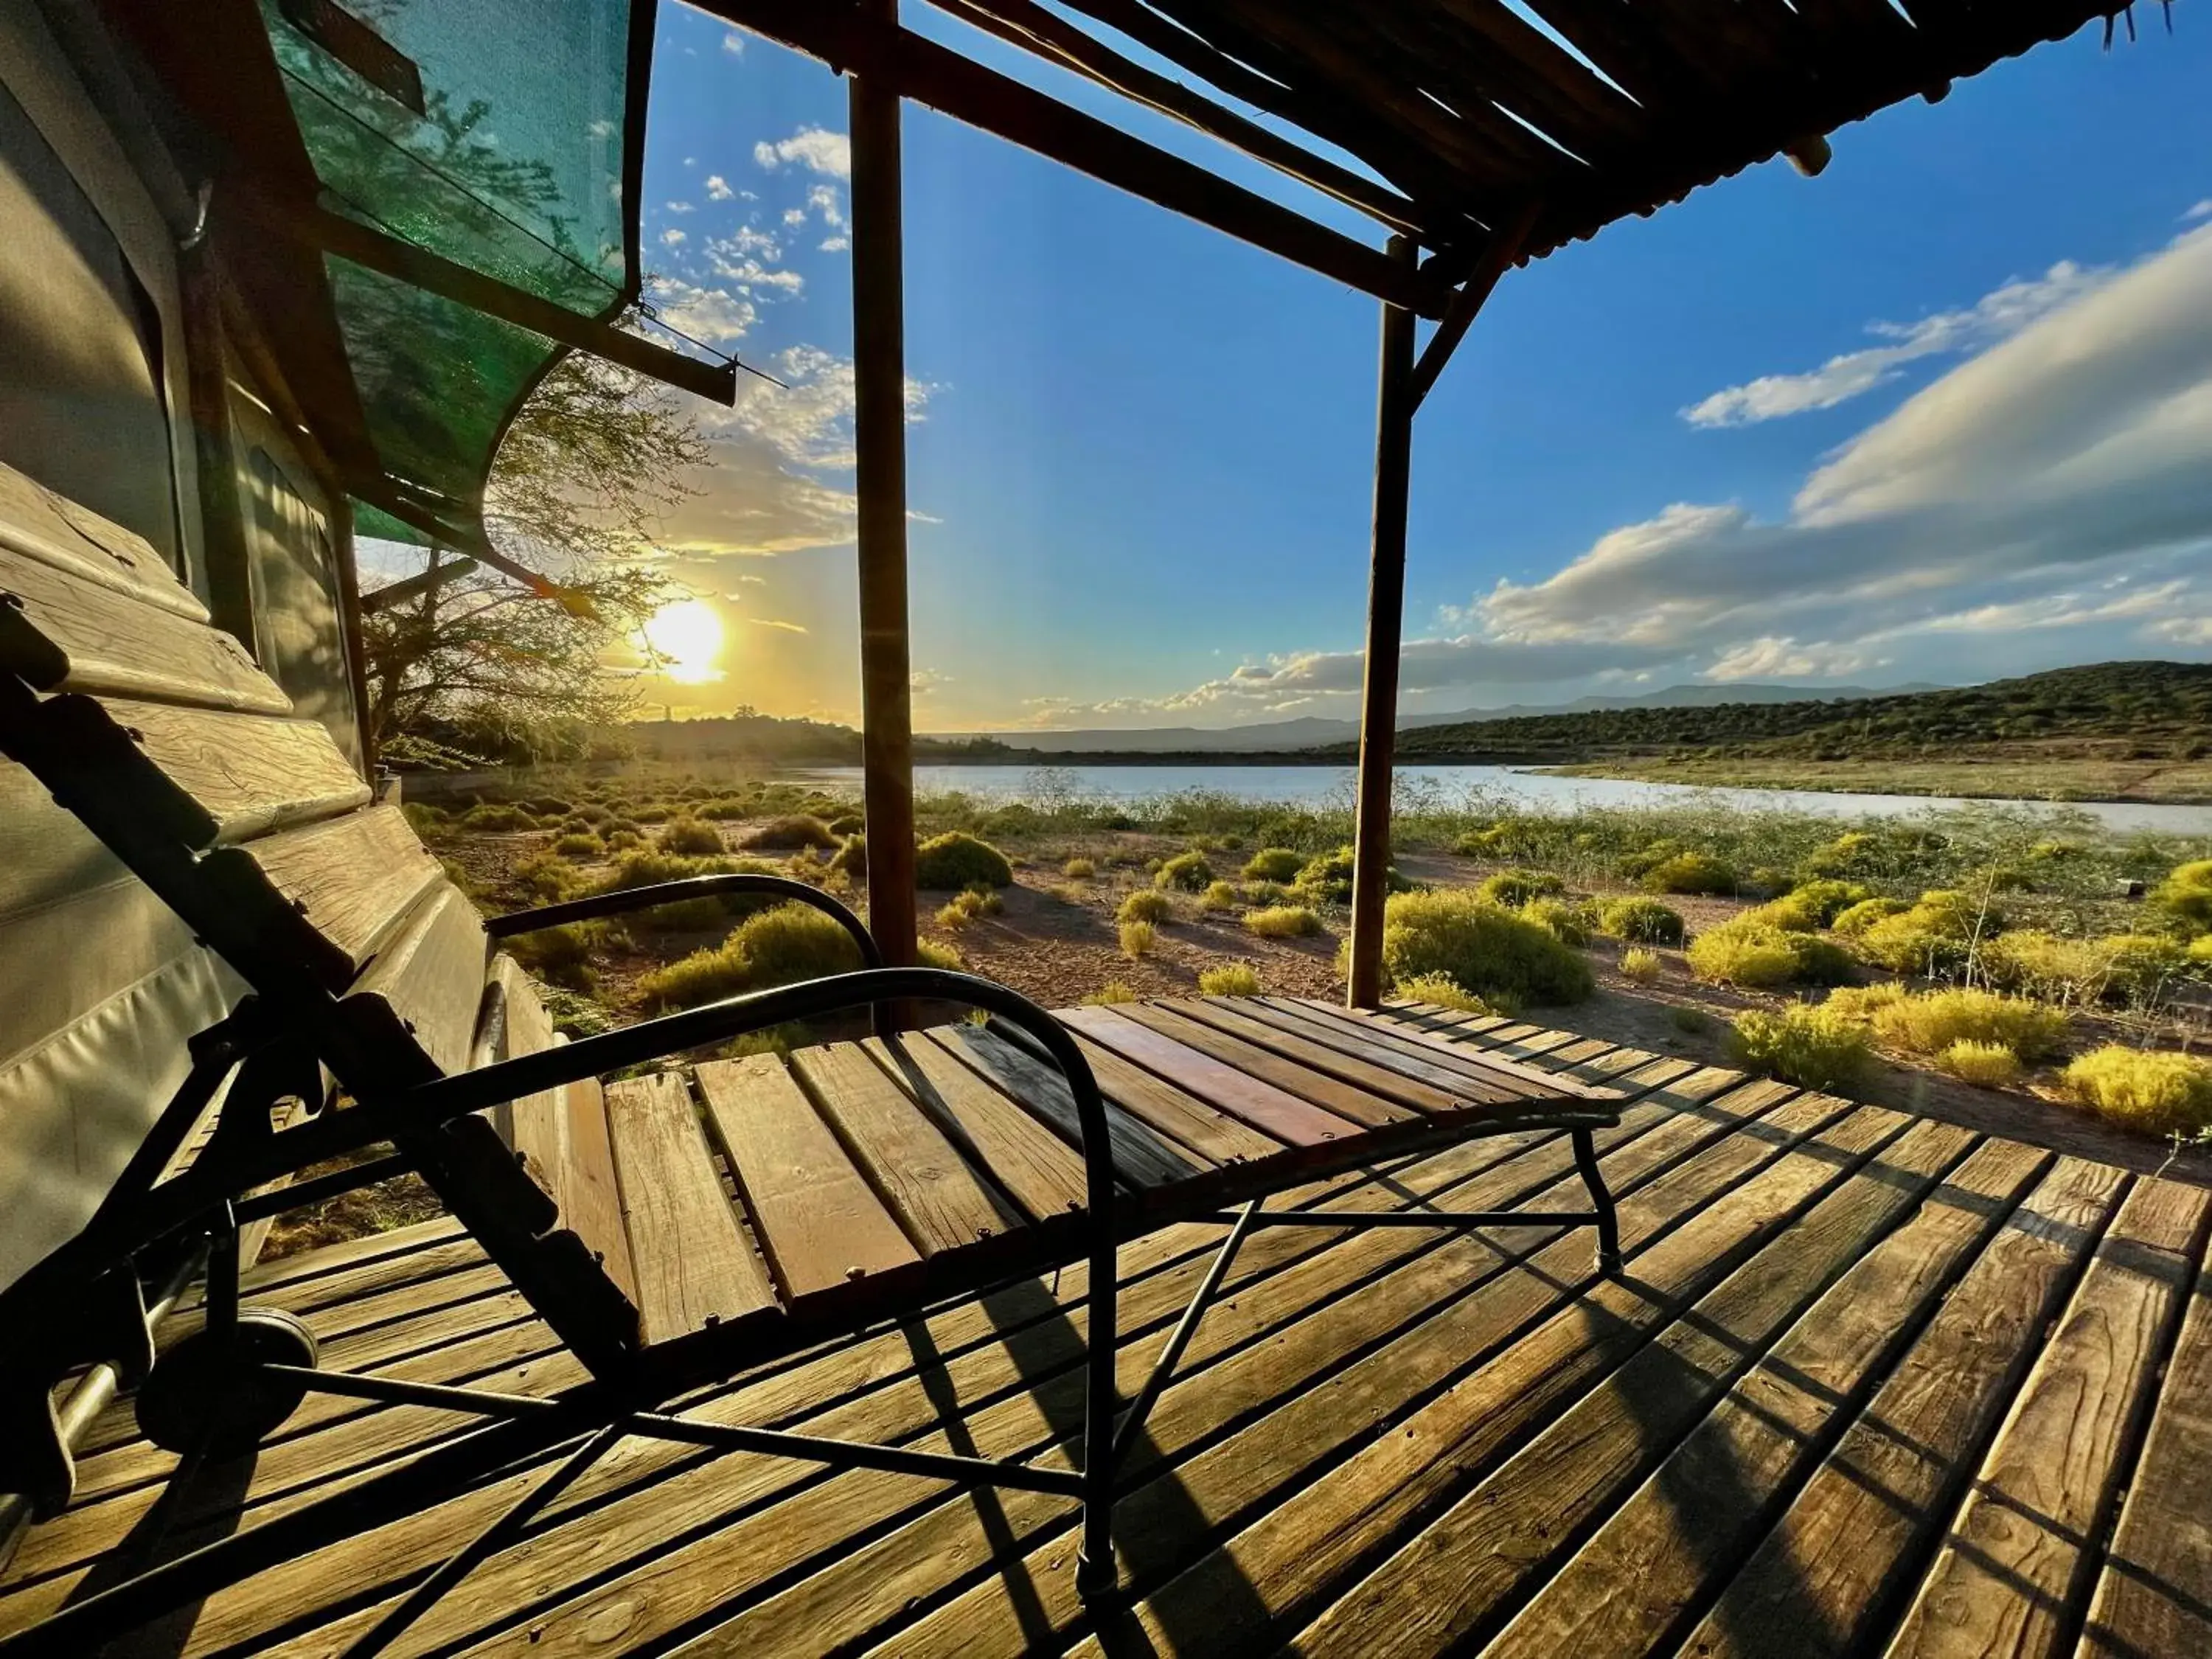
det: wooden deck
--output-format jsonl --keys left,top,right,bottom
{"left": 4, "top": 998, "right": 2208, "bottom": 1658}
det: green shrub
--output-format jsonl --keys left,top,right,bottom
{"left": 2191, "top": 935, "right": 2212, "bottom": 969}
{"left": 1392, "top": 971, "right": 1496, "bottom": 1017}
{"left": 827, "top": 813, "right": 864, "bottom": 835}
{"left": 629, "top": 802, "right": 672, "bottom": 824}
{"left": 1938, "top": 1040, "right": 2023, "bottom": 1089}
{"left": 1085, "top": 981, "right": 1138, "bottom": 1005}
{"left": 1197, "top": 962, "right": 1263, "bottom": 996}
{"left": 697, "top": 796, "right": 753, "bottom": 820}
{"left": 504, "top": 922, "right": 601, "bottom": 990}
{"left": 829, "top": 833, "right": 866, "bottom": 877}
{"left": 1293, "top": 845, "right": 1407, "bottom": 905}
{"left": 1688, "top": 922, "right": 1802, "bottom": 989}
{"left": 636, "top": 901, "right": 865, "bottom": 1010}
{"left": 1200, "top": 880, "right": 1241, "bottom": 914}
{"left": 1118, "top": 889, "right": 1174, "bottom": 925}
{"left": 1242, "top": 880, "right": 1294, "bottom": 907}
{"left": 1800, "top": 831, "right": 1879, "bottom": 880}
{"left": 1062, "top": 858, "right": 1096, "bottom": 880}
{"left": 602, "top": 827, "right": 644, "bottom": 852}
{"left": 1730, "top": 1004, "right": 1872, "bottom": 1093}
{"left": 526, "top": 796, "right": 572, "bottom": 818}
{"left": 1154, "top": 851, "right": 1215, "bottom": 892}
{"left": 1520, "top": 897, "right": 1591, "bottom": 947}
{"left": 2062, "top": 1046, "right": 2212, "bottom": 1135}
{"left": 1476, "top": 869, "right": 1564, "bottom": 908}
{"left": 1745, "top": 880, "right": 1874, "bottom": 932}
{"left": 1242, "top": 848, "right": 1304, "bottom": 883}
{"left": 2152, "top": 859, "right": 2212, "bottom": 934}
{"left": 462, "top": 804, "right": 536, "bottom": 832}
{"left": 1855, "top": 889, "right": 1996, "bottom": 975}
{"left": 1620, "top": 947, "right": 1662, "bottom": 984}
{"left": 936, "top": 886, "right": 1003, "bottom": 930}
{"left": 745, "top": 814, "right": 839, "bottom": 851}
{"left": 914, "top": 832, "right": 1013, "bottom": 890}
{"left": 2097, "top": 933, "right": 2191, "bottom": 1001}
{"left": 1857, "top": 987, "right": 2069, "bottom": 1065}
{"left": 1831, "top": 897, "right": 1910, "bottom": 936}
{"left": 1688, "top": 920, "right": 1852, "bottom": 989}
{"left": 401, "top": 802, "right": 448, "bottom": 834}
{"left": 1119, "top": 919, "right": 1157, "bottom": 959}
{"left": 1378, "top": 889, "right": 1592, "bottom": 1006}
{"left": 656, "top": 816, "right": 726, "bottom": 856}
{"left": 551, "top": 832, "right": 605, "bottom": 859}
{"left": 1596, "top": 896, "right": 1685, "bottom": 946}
{"left": 513, "top": 851, "right": 585, "bottom": 902}
{"left": 917, "top": 937, "right": 964, "bottom": 971}
{"left": 1247, "top": 905, "right": 1325, "bottom": 939}
{"left": 1981, "top": 931, "right": 2109, "bottom": 1004}
{"left": 1641, "top": 852, "right": 1736, "bottom": 895}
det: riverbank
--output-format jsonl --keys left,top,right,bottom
{"left": 1551, "top": 751, "right": 2212, "bottom": 805}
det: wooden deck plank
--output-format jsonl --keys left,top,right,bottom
{"left": 1885, "top": 1176, "right": 2208, "bottom": 1658}
{"left": 493, "top": 959, "right": 638, "bottom": 1305}
{"left": 863, "top": 1034, "right": 1093, "bottom": 1220}
{"left": 1060, "top": 1006, "right": 1368, "bottom": 1146}
{"left": 1237, "top": 997, "right": 1589, "bottom": 1107}
{"left": 932, "top": 1026, "right": 1200, "bottom": 1188}
{"left": 858, "top": 1085, "right": 1849, "bottom": 1658}
{"left": 2077, "top": 1246, "right": 2212, "bottom": 1656}
{"left": 1065, "top": 1029, "right": 1289, "bottom": 1167}
{"left": 1125, "top": 999, "right": 1433, "bottom": 1123}
{"left": 1479, "top": 1137, "right": 2052, "bottom": 1658}
{"left": 698, "top": 1053, "right": 922, "bottom": 1301}
{"left": 792, "top": 1043, "right": 1026, "bottom": 1255}
{"left": 606, "top": 1071, "right": 776, "bottom": 1343}
{"left": 1291, "top": 1117, "right": 1980, "bottom": 1657}
{"left": 1674, "top": 1156, "right": 2130, "bottom": 1658}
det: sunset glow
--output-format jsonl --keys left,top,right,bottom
{"left": 643, "top": 598, "right": 725, "bottom": 684}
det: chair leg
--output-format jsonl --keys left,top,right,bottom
{"left": 1074, "top": 1236, "right": 1121, "bottom": 1604}
{"left": 1571, "top": 1128, "right": 1621, "bottom": 1274}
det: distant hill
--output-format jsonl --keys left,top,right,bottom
{"left": 1385, "top": 661, "right": 2212, "bottom": 760}
{"left": 936, "top": 681, "right": 1939, "bottom": 754}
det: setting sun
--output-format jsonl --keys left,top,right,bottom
{"left": 642, "top": 597, "right": 725, "bottom": 684}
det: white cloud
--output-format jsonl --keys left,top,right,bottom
{"left": 782, "top": 206, "right": 807, "bottom": 227}
{"left": 722, "top": 28, "right": 746, "bottom": 55}
{"left": 2185, "top": 199, "right": 2212, "bottom": 222}
{"left": 714, "top": 225, "right": 780, "bottom": 261}
{"left": 707, "top": 251, "right": 803, "bottom": 298}
{"left": 666, "top": 200, "right": 694, "bottom": 214}
{"left": 645, "top": 277, "right": 754, "bottom": 344}
{"left": 807, "top": 184, "right": 847, "bottom": 229}
{"left": 1102, "top": 222, "right": 2212, "bottom": 718}
{"left": 706, "top": 175, "right": 734, "bottom": 201}
{"left": 754, "top": 127, "right": 851, "bottom": 180}
{"left": 1682, "top": 261, "right": 2110, "bottom": 427}
{"left": 819, "top": 236, "right": 849, "bottom": 254}
{"left": 660, "top": 227, "right": 687, "bottom": 247}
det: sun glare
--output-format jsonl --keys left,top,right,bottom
{"left": 643, "top": 598, "right": 725, "bottom": 684}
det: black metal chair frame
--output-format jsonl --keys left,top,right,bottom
{"left": 0, "top": 672, "right": 1621, "bottom": 1658}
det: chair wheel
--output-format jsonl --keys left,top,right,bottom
{"left": 136, "top": 1308, "right": 319, "bottom": 1456}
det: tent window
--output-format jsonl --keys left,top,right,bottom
{"left": 0, "top": 80, "right": 178, "bottom": 568}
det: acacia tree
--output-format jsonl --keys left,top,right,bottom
{"left": 362, "top": 342, "right": 709, "bottom": 765}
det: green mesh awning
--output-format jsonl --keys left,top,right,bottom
{"left": 257, "top": 0, "right": 653, "bottom": 551}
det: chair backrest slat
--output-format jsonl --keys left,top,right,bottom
{"left": 250, "top": 804, "right": 445, "bottom": 975}
{"left": 347, "top": 883, "right": 490, "bottom": 1078}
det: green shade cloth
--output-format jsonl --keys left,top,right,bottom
{"left": 257, "top": 0, "right": 652, "bottom": 546}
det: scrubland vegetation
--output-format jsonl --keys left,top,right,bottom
{"left": 408, "top": 759, "right": 2212, "bottom": 1145}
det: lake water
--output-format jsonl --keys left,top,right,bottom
{"left": 793, "top": 762, "right": 2212, "bottom": 837}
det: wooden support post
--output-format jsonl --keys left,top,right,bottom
{"left": 852, "top": 0, "right": 919, "bottom": 971}
{"left": 1346, "top": 237, "right": 1419, "bottom": 1010}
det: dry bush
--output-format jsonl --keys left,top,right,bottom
{"left": 1118, "top": 890, "right": 1174, "bottom": 925}
{"left": 1729, "top": 1004, "right": 1872, "bottom": 1093}
{"left": 1246, "top": 905, "right": 1324, "bottom": 939}
{"left": 1197, "top": 962, "right": 1263, "bottom": 996}
{"left": 1620, "top": 947, "right": 1663, "bottom": 984}
{"left": 1938, "top": 1040, "right": 2023, "bottom": 1088}
{"left": 1596, "top": 897, "right": 1686, "bottom": 947}
{"left": 2062, "top": 1046, "right": 2212, "bottom": 1135}
{"left": 1241, "top": 848, "right": 1304, "bottom": 884}
{"left": 1119, "top": 919, "right": 1157, "bottom": 959}
{"left": 1379, "top": 890, "right": 1591, "bottom": 1006}
{"left": 1392, "top": 971, "right": 1495, "bottom": 1016}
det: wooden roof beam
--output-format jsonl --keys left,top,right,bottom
{"left": 1408, "top": 199, "right": 1537, "bottom": 410}
{"left": 702, "top": 1, "right": 1453, "bottom": 315}
{"left": 929, "top": 0, "right": 1426, "bottom": 236}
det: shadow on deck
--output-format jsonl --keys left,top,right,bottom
{"left": 2, "top": 1001, "right": 2207, "bottom": 1658}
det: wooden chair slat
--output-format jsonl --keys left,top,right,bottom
{"left": 1065, "top": 1031, "right": 1284, "bottom": 1169}
{"left": 1120, "top": 1001, "right": 1419, "bottom": 1127}
{"left": 108, "top": 701, "right": 369, "bottom": 843}
{"left": 931, "top": 1026, "right": 1199, "bottom": 1189}
{"left": 1169, "top": 998, "right": 1472, "bottom": 1115}
{"left": 862, "top": 1034, "right": 1092, "bottom": 1220}
{"left": 250, "top": 805, "right": 442, "bottom": 973}
{"left": 491, "top": 958, "right": 636, "bottom": 1306}
{"left": 605, "top": 1071, "right": 775, "bottom": 1343}
{"left": 698, "top": 1054, "right": 920, "bottom": 1304}
{"left": 0, "top": 545, "right": 290, "bottom": 714}
{"left": 0, "top": 458, "right": 208, "bottom": 622}
{"left": 345, "top": 884, "right": 487, "bottom": 1077}
{"left": 790, "top": 1045, "right": 1026, "bottom": 1258}
{"left": 1060, "top": 1006, "right": 1365, "bottom": 1147}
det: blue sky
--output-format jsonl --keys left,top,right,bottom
{"left": 632, "top": 4, "right": 2212, "bottom": 730}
